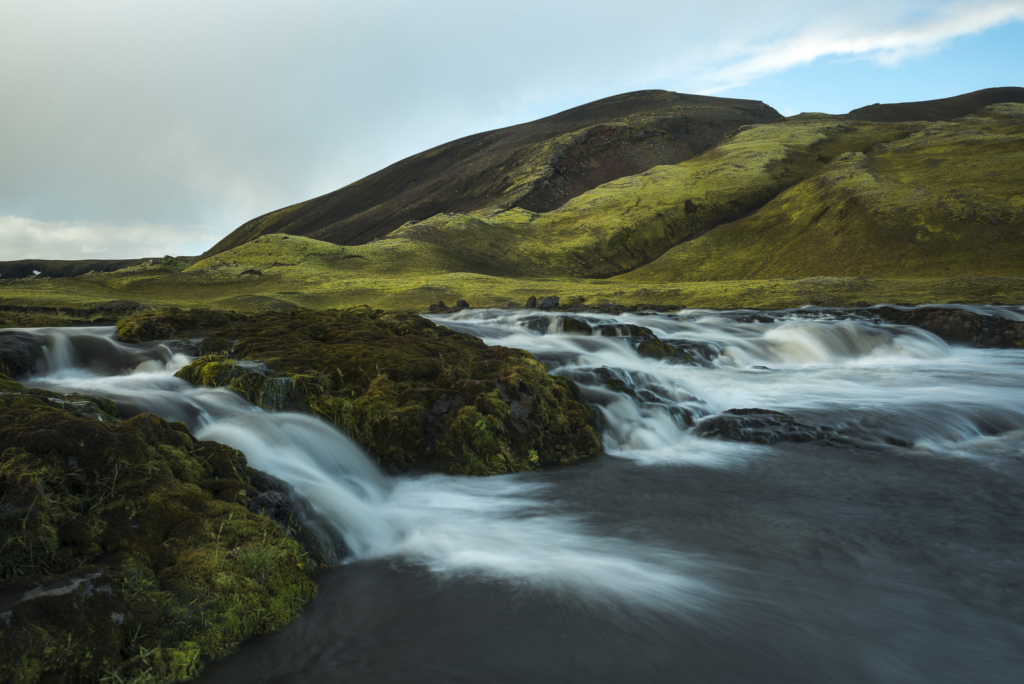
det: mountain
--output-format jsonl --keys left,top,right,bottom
{"left": 203, "top": 91, "right": 781, "bottom": 256}
{"left": 844, "top": 86, "right": 1024, "bottom": 123}
{"left": 4, "top": 88, "right": 1022, "bottom": 314}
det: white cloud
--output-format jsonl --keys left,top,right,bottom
{"left": 692, "top": 1, "right": 1024, "bottom": 93}
{"left": 0, "top": 215, "right": 220, "bottom": 261}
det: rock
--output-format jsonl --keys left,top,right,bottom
{"left": 249, "top": 491, "right": 297, "bottom": 525}
{"left": 593, "top": 323, "right": 677, "bottom": 360}
{"left": 538, "top": 296, "right": 560, "bottom": 311}
{"left": 0, "top": 388, "right": 316, "bottom": 684}
{"left": 695, "top": 408, "right": 823, "bottom": 445}
{"left": 872, "top": 306, "right": 1024, "bottom": 348}
{"left": 663, "top": 339, "right": 720, "bottom": 367}
{"left": 455, "top": 299, "right": 470, "bottom": 309}
{"left": 592, "top": 367, "right": 637, "bottom": 397}
{"left": 525, "top": 296, "right": 537, "bottom": 308}
{"left": 122, "top": 307, "right": 602, "bottom": 476}
{"left": 428, "top": 301, "right": 450, "bottom": 313}
{"left": 0, "top": 331, "right": 43, "bottom": 376}
{"left": 560, "top": 317, "right": 593, "bottom": 335}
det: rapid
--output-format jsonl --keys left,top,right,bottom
{"left": 15, "top": 307, "right": 1024, "bottom": 683}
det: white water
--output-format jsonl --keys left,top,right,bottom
{"left": 15, "top": 326, "right": 715, "bottom": 612}
{"left": 434, "top": 309, "right": 1024, "bottom": 464}
{"left": 9, "top": 309, "right": 1024, "bottom": 617}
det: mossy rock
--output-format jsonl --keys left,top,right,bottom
{"left": 116, "top": 308, "right": 251, "bottom": 344}
{"left": 0, "top": 375, "right": 316, "bottom": 684}
{"left": 119, "top": 307, "right": 602, "bottom": 475}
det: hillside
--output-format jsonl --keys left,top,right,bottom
{"left": 621, "top": 103, "right": 1024, "bottom": 282}
{"left": 204, "top": 91, "right": 781, "bottom": 256}
{"left": 2, "top": 88, "right": 1023, "bottom": 315}
{"left": 844, "top": 86, "right": 1024, "bottom": 122}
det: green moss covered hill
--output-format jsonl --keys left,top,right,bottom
{"left": 2, "top": 87, "right": 1024, "bottom": 312}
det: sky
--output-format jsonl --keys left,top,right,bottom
{"left": 1, "top": 0, "right": 1022, "bottom": 262}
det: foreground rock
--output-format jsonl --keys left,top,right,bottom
{"left": 0, "top": 374, "right": 316, "bottom": 684}
{"left": 117, "top": 307, "right": 601, "bottom": 475}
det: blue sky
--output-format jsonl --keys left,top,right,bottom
{"left": 740, "top": 21, "right": 1024, "bottom": 116}
{"left": 0, "top": 0, "right": 1022, "bottom": 261}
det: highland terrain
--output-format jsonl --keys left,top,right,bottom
{"left": 2, "top": 87, "right": 1024, "bottom": 313}
{"left": 3, "top": 86, "right": 1024, "bottom": 684}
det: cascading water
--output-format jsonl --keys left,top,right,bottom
{"left": 9, "top": 308, "right": 1024, "bottom": 683}
{"left": 16, "top": 326, "right": 713, "bottom": 611}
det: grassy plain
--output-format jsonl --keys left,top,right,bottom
{"left": 3, "top": 233, "right": 1024, "bottom": 317}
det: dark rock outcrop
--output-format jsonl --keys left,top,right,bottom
{"left": 695, "top": 408, "right": 826, "bottom": 445}
{"left": 871, "top": 306, "right": 1024, "bottom": 348}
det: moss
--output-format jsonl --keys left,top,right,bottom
{"left": 625, "top": 106, "right": 1024, "bottom": 282}
{"left": 116, "top": 308, "right": 250, "bottom": 344}
{"left": 0, "top": 388, "right": 316, "bottom": 684}
{"left": 118, "top": 308, "right": 602, "bottom": 475}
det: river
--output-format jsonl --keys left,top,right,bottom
{"left": 17, "top": 307, "right": 1024, "bottom": 683}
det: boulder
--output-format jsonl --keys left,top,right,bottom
{"left": 695, "top": 408, "right": 824, "bottom": 445}
{"left": 538, "top": 296, "right": 560, "bottom": 311}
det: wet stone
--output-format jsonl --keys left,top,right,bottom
{"left": 560, "top": 317, "right": 593, "bottom": 335}
{"left": 695, "top": 408, "right": 824, "bottom": 445}
{"left": 538, "top": 296, "right": 560, "bottom": 311}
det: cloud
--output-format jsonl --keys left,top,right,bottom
{"left": 0, "top": 215, "right": 220, "bottom": 262}
{"left": 692, "top": 1, "right": 1024, "bottom": 92}
{"left": 0, "top": 0, "right": 1021, "bottom": 260}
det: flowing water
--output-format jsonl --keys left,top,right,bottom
{"left": 12, "top": 307, "right": 1024, "bottom": 683}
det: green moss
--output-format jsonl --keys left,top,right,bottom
{"left": 625, "top": 106, "right": 1024, "bottom": 282}
{"left": 0, "top": 389, "right": 316, "bottom": 684}
{"left": 117, "top": 308, "right": 601, "bottom": 475}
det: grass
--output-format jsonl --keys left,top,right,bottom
{"left": 3, "top": 249, "right": 1023, "bottom": 314}
{"left": 622, "top": 105, "right": 1024, "bottom": 282}
{"left": 1, "top": 106, "right": 1021, "bottom": 315}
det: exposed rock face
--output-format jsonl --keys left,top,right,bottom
{"left": 0, "top": 376, "right": 316, "bottom": 684}
{"left": 117, "top": 307, "right": 601, "bottom": 475}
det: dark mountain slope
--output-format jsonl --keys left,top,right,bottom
{"left": 845, "top": 86, "right": 1024, "bottom": 122}
{"left": 204, "top": 91, "right": 780, "bottom": 257}
{"left": 0, "top": 258, "right": 151, "bottom": 279}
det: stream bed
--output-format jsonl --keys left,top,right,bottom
{"left": 20, "top": 307, "right": 1024, "bottom": 683}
